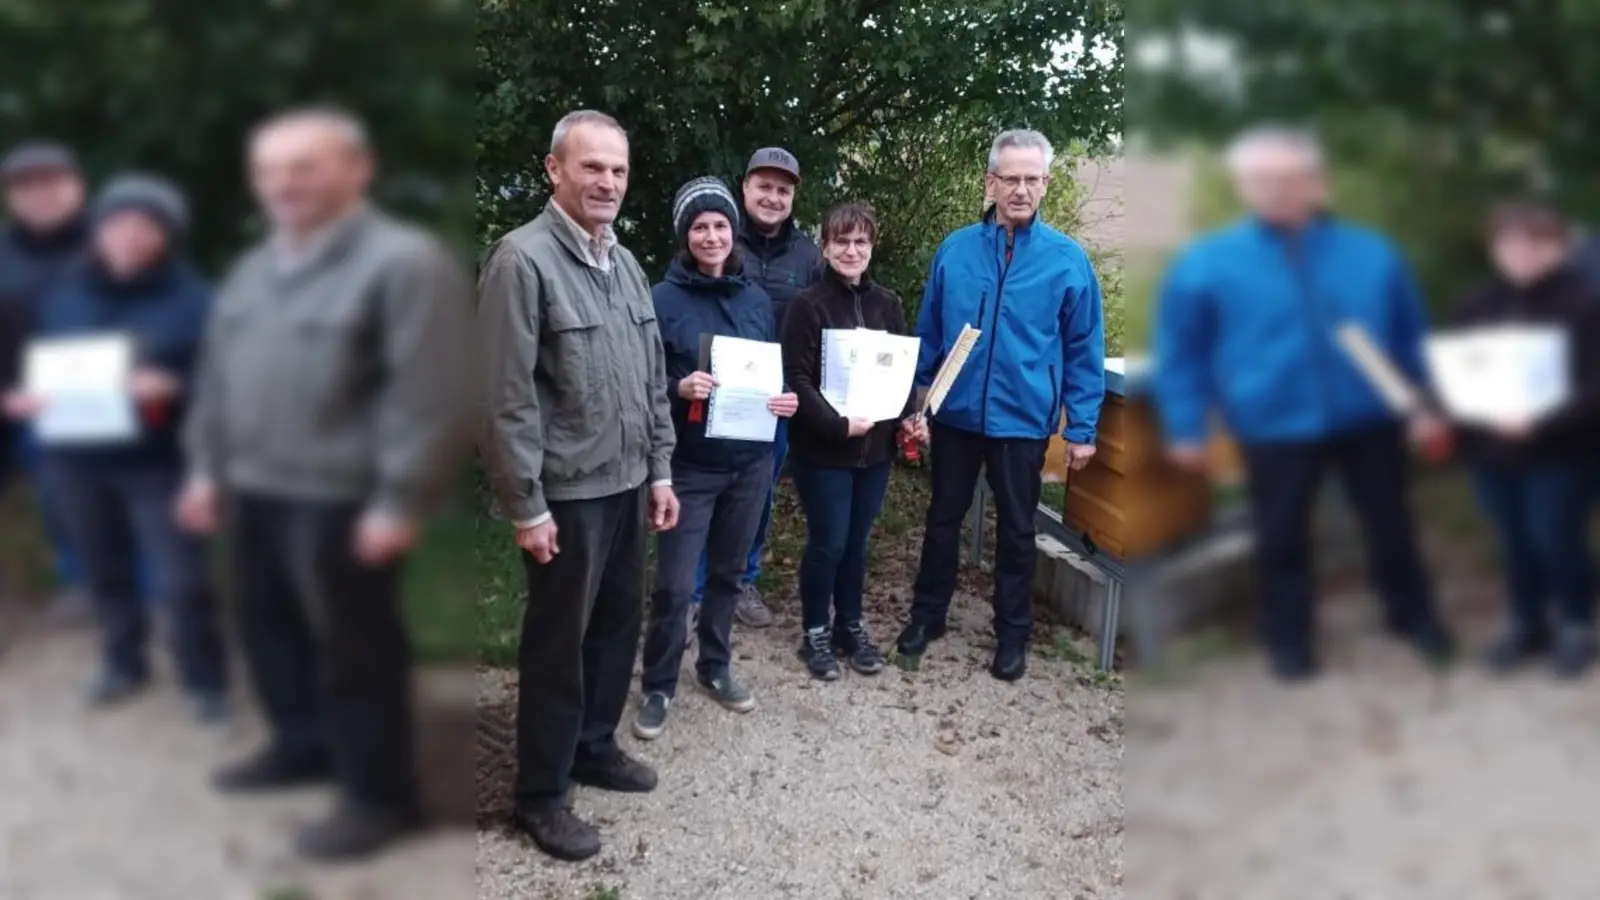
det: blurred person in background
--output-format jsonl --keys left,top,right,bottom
{"left": 174, "top": 106, "right": 474, "bottom": 861}
{"left": 2, "top": 174, "right": 228, "bottom": 719}
{"left": 477, "top": 109, "right": 679, "bottom": 862}
{"left": 1447, "top": 200, "right": 1600, "bottom": 678}
{"left": 0, "top": 142, "right": 92, "bottom": 620}
{"left": 782, "top": 200, "right": 912, "bottom": 682}
{"left": 1152, "top": 124, "right": 1455, "bottom": 682}
{"left": 901, "top": 129, "right": 1106, "bottom": 682}
{"left": 632, "top": 176, "right": 797, "bottom": 741}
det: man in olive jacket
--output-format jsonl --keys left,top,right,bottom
{"left": 477, "top": 110, "right": 680, "bottom": 863}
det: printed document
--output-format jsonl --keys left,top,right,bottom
{"left": 23, "top": 334, "right": 138, "bottom": 445}
{"left": 705, "top": 335, "right": 783, "bottom": 442}
{"left": 1424, "top": 324, "right": 1570, "bottom": 424}
{"left": 821, "top": 328, "right": 920, "bottom": 422}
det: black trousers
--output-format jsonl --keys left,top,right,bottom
{"left": 1240, "top": 422, "right": 1441, "bottom": 661}
{"left": 44, "top": 457, "right": 226, "bottom": 692}
{"left": 515, "top": 486, "right": 645, "bottom": 812}
{"left": 231, "top": 492, "right": 416, "bottom": 811}
{"left": 910, "top": 421, "right": 1048, "bottom": 647}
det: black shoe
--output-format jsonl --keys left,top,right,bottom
{"left": 294, "top": 801, "right": 421, "bottom": 862}
{"left": 1482, "top": 625, "right": 1549, "bottom": 674}
{"left": 1268, "top": 649, "right": 1318, "bottom": 683}
{"left": 894, "top": 620, "right": 947, "bottom": 657}
{"left": 212, "top": 745, "right": 333, "bottom": 793}
{"left": 514, "top": 806, "right": 601, "bottom": 862}
{"left": 570, "top": 750, "right": 657, "bottom": 794}
{"left": 1405, "top": 623, "right": 1457, "bottom": 671}
{"left": 990, "top": 645, "right": 1027, "bottom": 682}
{"left": 1551, "top": 625, "right": 1597, "bottom": 680}
{"left": 833, "top": 620, "right": 886, "bottom": 675}
{"left": 798, "top": 626, "right": 841, "bottom": 681}
{"left": 86, "top": 670, "right": 148, "bottom": 708}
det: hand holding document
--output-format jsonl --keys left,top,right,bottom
{"left": 23, "top": 334, "right": 139, "bottom": 446}
{"left": 705, "top": 335, "right": 784, "bottom": 442}
{"left": 1423, "top": 324, "right": 1570, "bottom": 426}
{"left": 820, "top": 328, "right": 921, "bottom": 422}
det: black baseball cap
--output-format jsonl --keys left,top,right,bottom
{"left": 745, "top": 147, "right": 801, "bottom": 183}
{"left": 1, "top": 142, "right": 80, "bottom": 183}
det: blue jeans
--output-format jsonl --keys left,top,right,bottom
{"left": 692, "top": 418, "right": 787, "bottom": 604}
{"left": 1473, "top": 463, "right": 1597, "bottom": 630}
{"left": 14, "top": 425, "right": 85, "bottom": 589}
{"left": 789, "top": 460, "right": 891, "bottom": 633}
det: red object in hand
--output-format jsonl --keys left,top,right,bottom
{"left": 688, "top": 400, "right": 704, "bottom": 423}
{"left": 138, "top": 398, "right": 169, "bottom": 429}
{"left": 898, "top": 427, "right": 920, "bottom": 463}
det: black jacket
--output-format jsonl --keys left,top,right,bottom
{"left": 652, "top": 256, "right": 778, "bottom": 473}
{"left": 736, "top": 215, "right": 822, "bottom": 332}
{"left": 36, "top": 254, "right": 212, "bottom": 467}
{"left": 1447, "top": 263, "right": 1600, "bottom": 465}
{"left": 781, "top": 266, "right": 915, "bottom": 469}
{"left": 0, "top": 215, "right": 89, "bottom": 389}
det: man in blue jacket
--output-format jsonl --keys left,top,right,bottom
{"left": 899, "top": 129, "right": 1107, "bottom": 682}
{"left": 1152, "top": 125, "right": 1454, "bottom": 681}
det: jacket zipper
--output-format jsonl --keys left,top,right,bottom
{"left": 978, "top": 228, "right": 1015, "bottom": 435}
{"left": 1283, "top": 232, "right": 1338, "bottom": 429}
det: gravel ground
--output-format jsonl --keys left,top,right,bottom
{"left": 0, "top": 609, "right": 475, "bottom": 900}
{"left": 475, "top": 583, "right": 1126, "bottom": 900}
{"left": 1126, "top": 565, "right": 1600, "bottom": 900}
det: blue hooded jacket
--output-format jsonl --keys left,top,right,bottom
{"left": 914, "top": 208, "right": 1106, "bottom": 443}
{"left": 652, "top": 255, "right": 778, "bottom": 473}
{"left": 35, "top": 254, "right": 212, "bottom": 465}
{"left": 1151, "top": 215, "right": 1431, "bottom": 445}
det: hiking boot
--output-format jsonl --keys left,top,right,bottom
{"left": 1482, "top": 625, "right": 1549, "bottom": 674}
{"left": 189, "top": 689, "right": 232, "bottom": 726}
{"left": 798, "top": 626, "right": 841, "bottom": 681}
{"left": 833, "top": 620, "right": 886, "bottom": 675}
{"left": 212, "top": 745, "right": 332, "bottom": 793}
{"left": 294, "top": 801, "right": 421, "bottom": 862}
{"left": 697, "top": 671, "right": 756, "bottom": 712}
{"left": 632, "top": 692, "right": 671, "bottom": 741}
{"left": 734, "top": 584, "right": 774, "bottom": 628}
{"left": 86, "top": 669, "right": 147, "bottom": 708}
{"left": 570, "top": 750, "right": 657, "bottom": 793}
{"left": 515, "top": 806, "right": 601, "bottom": 862}
{"left": 1551, "top": 624, "right": 1597, "bottom": 680}
{"left": 894, "top": 620, "right": 947, "bottom": 658}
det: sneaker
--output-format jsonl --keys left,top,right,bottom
{"left": 632, "top": 692, "right": 671, "bottom": 741}
{"left": 569, "top": 750, "right": 658, "bottom": 793}
{"left": 797, "top": 627, "right": 841, "bottom": 681}
{"left": 515, "top": 806, "right": 601, "bottom": 862}
{"left": 1551, "top": 624, "right": 1597, "bottom": 680}
{"left": 697, "top": 671, "right": 756, "bottom": 712}
{"left": 293, "top": 800, "right": 421, "bottom": 862}
{"left": 833, "top": 620, "right": 886, "bottom": 675}
{"left": 734, "top": 584, "right": 774, "bottom": 629}
{"left": 1482, "top": 625, "right": 1549, "bottom": 674}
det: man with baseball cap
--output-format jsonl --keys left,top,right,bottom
{"left": 684, "top": 147, "right": 823, "bottom": 633}
{"left": 0, "top": 141, "right": 93, "bottom": 619}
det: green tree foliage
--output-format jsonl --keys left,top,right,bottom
{"left": 477, "top": 0, "right": 1124, "bottom": 288}
{"left": 0, "top": 0, "right": 475, "bottom": 271}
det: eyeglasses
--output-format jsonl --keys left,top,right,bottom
{"left": 991, "top": 175, "right": 1047, "bottom": 191}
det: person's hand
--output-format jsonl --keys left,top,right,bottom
{"left": 130, "top": 368, "right": 182, "bottom": 402}
{"left": 650, "top": 484, "right": 680, "bottom": 532}
{"left": 353, "top": 511, "right": 418, "bottom": 567}
{"left": 1407, "top": 413, "right": 1455, "bottom": 462}
{"left": 846, "top": 417, "right": 873, "bottom": 438}
{"left": 900, "top": 414, "right": 929, "bottom": 445}
{"left": 2, "top": 390, "right": 42, "bottom": 420}
{"left": 767, "top": 392, "right": 799, "bottom": 418}
{"left": 516, "top": 520, "right": 560, "bottom": 564}
{"left": 174, "top": 478, "right": 220, "bottom": 534}
{"left": 1066, "top": 441, "right": 1097, "bottom": 472}
{"left": 678, "top": 372, "right": 717, "bottom": 402}
{"left": 1166, "top": 443, "right": 1208, "bottom": 472}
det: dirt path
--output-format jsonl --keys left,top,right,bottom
{"left": 475, "top": 583, "right": 1126, "bottom": 900}
{"left": 0, "top": 610, "right": 474, "bottom": 900}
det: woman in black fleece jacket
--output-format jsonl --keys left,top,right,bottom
{"left": 781, "top": 201, "right": 918, "bottom": 681}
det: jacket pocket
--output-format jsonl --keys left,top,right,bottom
{"left": 540, "top": 300, "right": 604, "bottom": 474}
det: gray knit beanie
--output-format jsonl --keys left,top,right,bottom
{"left": 671, "top": 176, "right": 740, "bottom": 249}
{"left": 94, "top": 172, "right": 189, "bottom": 237}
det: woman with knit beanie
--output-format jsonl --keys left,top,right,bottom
{"left": 632, "top": 176, "right": 798, "bottom": 740}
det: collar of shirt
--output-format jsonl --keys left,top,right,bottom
{"left": 273, "top": 202, "right": 369, "bottom": 275}
{"left": 550, "top": 199, "right": 617, "bottom": 271}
